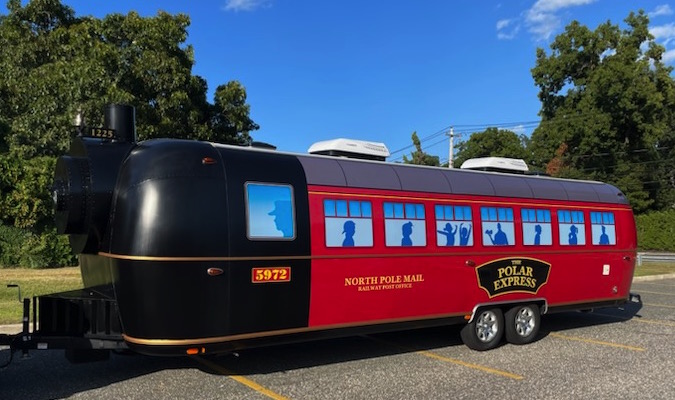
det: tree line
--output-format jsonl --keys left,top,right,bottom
{"left": 406, "top": 10, "right": 675, "bottom": 217}
{"left": 0, "top": 0, "right": 258, "bottom": 267}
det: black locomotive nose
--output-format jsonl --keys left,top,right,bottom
{"left": 53, "top": 154, "right": 90, "bottom": 235}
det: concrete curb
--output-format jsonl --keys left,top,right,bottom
{"left": 632, "top": 273, "right": 675, "bottom": 282}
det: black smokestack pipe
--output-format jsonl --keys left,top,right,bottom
{"left": 104, "top": 104, "right": 136, "bottom": 143}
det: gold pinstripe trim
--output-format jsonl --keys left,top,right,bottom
{"left": 98, "top": 248, "right": 636, "bottom": 262}
{"left": 122, "top": 312, "right": 466, "bottom": 346}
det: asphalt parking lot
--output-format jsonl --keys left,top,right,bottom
{"left": 1, "top": 276, "right": 674, "bottom": 400}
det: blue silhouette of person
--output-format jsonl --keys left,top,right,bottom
{"left": 486, "top": 223, "right": 509, "bottom": 245}
{"left": 401, "top": 221, "right": 413, "bottom": 246}
{"left": 268, "top": 200, "right": 293, "bottom": 238}
{"left": 437, "top": 223, "right": 458, "bottom": 246}
{"left": 568, "top": 225, "right": 578, "bottom": 245}
{"left": 534, "top": 224, "right": 542, "bottom": 245}
{"left": 599, "top": 225, "right": 610, "bottom": 245}
{"left": 459, "top": 223, "right": 472, "bottom": 246}
{"left": 342, "top": 220, "right": 355, "bottom": 247}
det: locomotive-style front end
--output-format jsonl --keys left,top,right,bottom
{"left": 49, "top": 105, "right": 312, "bottom": 356}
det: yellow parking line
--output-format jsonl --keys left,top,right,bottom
{"left": 636, "top": 290, "right": 675, "bottom": 296}
{"left": 644, "top": 302, "right": 675, "bottom": 309}
{"left": 549, "top": 332, "right": 645, "bottom": 351}
{"left": 193, "top": 357, "right": 290, "bottom": 400}
{"left": 416, "top": 349, "right": 524, "bottom": 380}
{"left": 591, "top": 311, "right": 675, "bottom": 327}
{"left": 630, "top": 318, "right": 675, "bottom": 327}
{"left": 365, "top": 336, "right": 523, "bottom": 380}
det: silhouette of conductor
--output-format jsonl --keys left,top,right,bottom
{"left": 534, "top": 224, "right": 542, "bottom": 245}
{"left": 268, "top": 200, "right": 293, "bottom": 238}
{"left": 486, "top": 223, "right": 509, "bottom": 245}
{"left": 437, "top": 223, "right": 458, "bottom": 246}
{"left": 568, "top": 225, "right": 578, "bottom": 245}
{"left": 342, "top": 220, "right": 355, "bottom": 247}
{"left": 599, "top": 225, "right": 610, "bottom": 245}
{"left": 401, "top": 221, "right": 413, "bottom": 246}
{"left": 459, "top": 223, "right": 472, "bottom": 246}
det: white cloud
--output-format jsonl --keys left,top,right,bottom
{"left": 496, "top": 18, "right": 521, "bottom": 40}
{"left": 525, "top": 0, "right": 597, "bottom": 41}
{"left": 650, "top": 23, "right": 675, "bottom": 39}
{"left": 663, "top": 48, "right": 675, "bottom": 63}
{"left": 223, "top": 0, "right": 271, "bottom": 12}
{"left": 509, "top": 125, "right": 527, "bottom": 135}
{"left": 496, "top": 19, "right": 512, "bottom": 30}
{"left": 648, "top": 4, "right": 673, "bottom": 18}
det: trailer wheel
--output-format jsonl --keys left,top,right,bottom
{"left": 460, "top": 308, "right": 503, "bottom": 351}
{"left": 504, "top": 304, "right": 540, "bottom": 345}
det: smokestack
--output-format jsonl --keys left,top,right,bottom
{"left": 104, "top": 104, "right": 136, "bottom": 143}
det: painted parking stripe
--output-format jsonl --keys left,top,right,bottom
{"left": 636, "top": 290, "right": 675, "bottom": 296}
{"left": 193, "top": 357, "right": 290, "bottom": 400}
{"left": 549, "top": 332, "right": 645, "bottom": 351}
{"left": 364, "top": 336, "right": 523, "bottom": 380}
{"left": 416, "top": 349, "right": 524, "bottom": 380}
{"left": 644, "top": 302, "right": 675, "bottom": 309}
{"left": 591, "top": 311, "right": 675, "bottom": 327}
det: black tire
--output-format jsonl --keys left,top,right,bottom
{"left": 460, "top": 308, "right": 504, "bottom": 351}
{"left": 504, "top": 304, "right": 540, "bottom": 345}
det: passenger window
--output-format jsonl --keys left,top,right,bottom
{"left": 481, "top": 207, "right": 514, "bottom": 246}
{"left": 384, "top": 202, "right": 426, "bottom": 247}
{"left": 324, "top": 199, "right": 373, "bottom": 247}
{"left": 434, "top": 205, "right": 473, "bottom": 246}
{"left": 245, "top": 183, "right": 295, "bottom": 240}
{"left": 521, "top": 208, "right": 552, "bottom": 246}
{"left": 590, "top": 211, "right": 616, "bottom": 245}
{"left": 558, "top": 210, "right": 586, "bottom": 246}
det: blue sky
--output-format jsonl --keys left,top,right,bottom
{"left": 59, "top": 1, "right": 675, "bottom": 163}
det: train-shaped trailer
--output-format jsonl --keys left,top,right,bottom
{"left": 1, "top": 105, "right": 640, "bottom": 364}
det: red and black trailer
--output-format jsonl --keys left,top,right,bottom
{"left": 1, "top": 105, "right": 640, "bottom": 365}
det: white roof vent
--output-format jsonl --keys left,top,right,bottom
{"left": 308, "top": 138, "right": 390, "bottom": 161}
{"left": 460, "top": 157, "right": 529, "bottom": 174}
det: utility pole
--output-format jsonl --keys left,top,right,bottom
{"left": 447, "top": 127, "right": 455, "bottom": 168}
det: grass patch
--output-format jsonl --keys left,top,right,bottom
{"left": 0, "top": 267, "right": 83, "bottom": 325}
{"left": 634, "top": 261, "right": 675, "bottom": 277}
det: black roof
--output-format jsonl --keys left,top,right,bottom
{"left": 296, "top": 155, "right": 628, "bottom": 205}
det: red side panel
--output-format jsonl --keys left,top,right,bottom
{"left": 306, "top": 185, "right": 637, "bottom": 328}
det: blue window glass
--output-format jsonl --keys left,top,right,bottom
{"left": 324, "top": 199, "right": 335, "bottom": 217}
{"left": 435, "top": 205, "right": 443, "bottom": 219}
{"left": 394, "top": 203, "right": 404, "bottom": 218}
{"left": 362, "top": 202, "right": 372, "bottom": 218}
{"left": 246, "top": 182, "right": 295, "bottom": 239}
{"left": 336, "top": 200, "right": 348, "bottom": 217}
{"left": 416, "top": 204, "right": 425, "bottom": 219}
{"left": 590, "top": 211, "right": 615, "bottom": 246}
{"left": 405, "top": 203, "right": 416, "bottom": 218}
{"left": 349, "top": 201, "right": 361, "bottom": 217}
{"left": 522, "top": 208, "right": 552, "bottom": 246}
{"left": 384, "top": 203, "right": 394, "bottom": 218}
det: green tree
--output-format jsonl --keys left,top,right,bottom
{"left": 0, "top": 0, "right": 259, "bottom": 265}
{"left": 530, "top": 10, "right": 675, "bottom": 213}
{"left": 402, "top": 131, "right": 440, "bottom": 166}
{"left": 453, "top": 128, "right": 529, "bottom": 169}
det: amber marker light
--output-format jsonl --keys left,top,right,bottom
{"left": 202, "top": 157, "right": 217, "bottom": 165}
{"left": 207, "top": 268, "right": 224, "bottom": 276}
{"left": 464, "top": 315, "right": 472, "bottom": 320}
{"left": 186, "top": 348, "right": 199, "bottom": 355}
